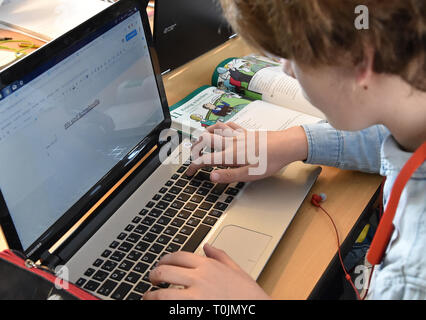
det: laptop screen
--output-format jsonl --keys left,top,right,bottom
{"left": 154, "top": 0, "right": 235, "bottom": 73}
{"left": 0, "top": 9, "right": 165, "bottom": 250}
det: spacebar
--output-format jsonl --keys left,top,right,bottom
{"left": 182, "top": 224, "right": 212, "bottom": 252}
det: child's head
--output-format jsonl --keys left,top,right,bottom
{"left": 203, "top": 103, "right": 217, "bottom": 110}
{"left": 220, "top": 0, "right": 425, "bottom": 131}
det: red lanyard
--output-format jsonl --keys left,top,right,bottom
{"left": 367, "top": 141, "right": 426, "bottom": 265}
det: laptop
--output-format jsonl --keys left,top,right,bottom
{"left": 153, "top": 0, "right": 237, "bottom": 74}
{"left": 0, "top": 1, "right": 321, "bottom": 300}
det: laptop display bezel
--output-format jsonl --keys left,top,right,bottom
{"left": 0, "top": 0, "right": 171, "bottom": 260}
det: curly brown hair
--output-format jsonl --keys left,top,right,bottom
{"left": 220, "top": 0, "right": 426, "bottom": 91}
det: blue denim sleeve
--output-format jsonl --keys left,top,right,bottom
{"left": 301, "top": 122, "right": 390, "bottom": 174}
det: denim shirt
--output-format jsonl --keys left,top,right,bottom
{"left": 302, "top": 122, "right": 426, "bottom": 299}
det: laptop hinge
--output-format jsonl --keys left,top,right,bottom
{"left": 39, "top": 251, "right": 62, "bottom": 270}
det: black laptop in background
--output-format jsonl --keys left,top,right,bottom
{"left": 153, "top": 0, "right": 236, "bottom": 74}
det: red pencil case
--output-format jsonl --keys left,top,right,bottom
{"left": 0, "top": 249, "right": 98, "bottom": 300}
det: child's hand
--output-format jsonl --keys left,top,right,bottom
{"left": 143, "top": 244, "right": 270, "bottom": 300}
{"left": 186, "top": 122, "right": 309, "bottom": 184}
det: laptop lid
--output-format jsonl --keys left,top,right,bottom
{"left": 0, "top": 0, "right": 170, "bottom": 260}
{"left": 153, "top": 0, "right": 236, "bottom": 74}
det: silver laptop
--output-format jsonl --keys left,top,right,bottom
{"left": 0, "top": 1, "right": 320, "bottom": 300}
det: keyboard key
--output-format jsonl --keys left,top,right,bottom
{"left": 169, "top": 186, "right": 182, "bottom": 194}
{"left": 118, "top": 260, "right": 134, "bottom": 272}
{"left": 209, "top": 210, "right": 223, "bottom": 218}
{"left": 155, "top": 201, "right": 169, "bottom": 210}
{"left": 84, "top": 268, "right": 95, "bottom": 277}
{"left": 189, "top": 180, "right": 201, "bottom": 187}
{"left": 149, "top": 243, "right": 164, "bottom": 254}
{"left": 157, "top": 234, "right": 172, "bottom": 245}
{"left": 84, "top": 280, "right": 101, "bottom": 292}
{"left": 162, "top": 193, "right": 176, "bottom": 202}
{"left": 150, "top": 224, "right": 165, "bottom": 234}
{"left": 190, "top": 195, "right": 204, "bottom": 203}
{"left": 175, "top": 179, "right": 188, "bottom": 187}
{"left": 196, "top": 188, "right": 209, "bottom": 196}
{"left": 128, "top": 250, "right": 142, "bottom": 261}
{"left": 134, "top": 281, "right": 151, "bottom": 294}
{"left": 111, "top": 283, "right": 132, "bottom": 300}
{"left": 135, "top": 241, "right": 150, "bottom": 252}
{"left": 125, "top": 272, "right": 141, "bottom": 284}
{"left": 177, "top": 193, "right": 190, "bottom": 202}
{"left": 101, "top": 260, "right": 118, "bottom": 272}
{"left": 142, "top": 232, "right": 158, "bottom": 243}
{"left": 127, "top": 233, "right": 142, "bottom": 243}
{"left": 139, "top": 209, "right": 149, "bottom": 216}
{"left": 184, "top": 202, "right": 198, "bottom": 211}
{"left": 126, "top": 292, "right": 142, "bottom": 300}
{"left": 118, "top": 241, "right": 133, "bottom": 253}
{"left": 183, "top": 186, "right": 197, "bottom": 194}
{"left": 141, "top": 252, "right": 157, "bottom": 264}
{"left": 214, "top": 202, "right": 228, "bottom": 211}
{"left": 149, "top": 208, "right": 163, "bottom": 218}
{"left": 132, "top": 216, "right": 142, "bottom": 224}
{"left": 225, "top": 187, "right": 239, "bottom": 196}
{"left": 225, "top": 196, "right": 234, "bottom": 203}
{"left": 142, "top": 216, "right": 156, "bottom": 226}
{"left": 203, "top": 216, "right": 218, "bottom": 226}
{"left": 146, "top": 201, "right": 155, "bottom": 208}
{"left": 202, "top": 181, "right": 215, "bottom": 189}
{"left": 152, "top": 194, "right": 161, "bottom": 201}
{"left": 134, "top": 262, "right": 149, "bottom": 274}
{"left": 97, "top": 279, "right": 118, "bottom": 297}
{"left": 134, "top": 224, "right": 148, "bottom": 235}
{"left": 159, "top": 187, "right": 168, "bottom": 194}
{"left": 76, "top": 278, "right": 86, "bottom": 287}
{"left": 93, "top": 259, "right": 104, "bottom": 267}
{"left": 180, "top": 225, "right": 194, "bottom": 236}
{"left": 236, "top": 182, "right": 245, "bottom": 189}
{"left": 101, "top": 249, "right": 112, "bottom": 258}
{"left": 117, "top": 232, "right": 127, "bottom": 240}
{"left": 182, "top": 224, "right": 212, "bottom": 252}
{"left": 193, "top": 209, "right": 207, "bottom": 219}
{"left": 110, "top": 269, "right": 126, "bottom": 282}
{"left": 164, "top": 208, "right": 178, "bottom": 217}
{"left": 205, "top": 194, "right": 219, "bottom": 203}
{"left": 171, "top": 218, "right": 185, "bottom": 228}
{"left": 164, "top": 226, "right": 179, "bottom": 236}
{"left": 187, "top": 217, "right": 201, "bottom": 227}
{"left": 199, "top": 202, "right": 213, "bottom": 211}
{"left": 109, "top": 241, "right": 120, "bottom": 249}
{"left": 93, "top": 270, "right": 109, "bottom": 282}
{"left": 171, "top": 200, "right": 185, "bottom": 210}
{"left": 157, "top": 216, "right": 171, "bottom": 226}
{"left": 177, "top": 166, "right": 187, "bottom": 173}
{"left": 173, "top": 234, "right": 188, "bottom": 244}
{"left": 110, "top": 251, "right": 126, "bottom": 262}
{"left": 165, "top": 180, "right": 173, "bottom": 187}
{"left": 171, "top": 174, "right": 179, "bottom": 180}
{"left": 194, "top": 171, "right": 211, "bottom": 181}
{"left": 177, "top": 210, "right": 191, "bottom": 219}
{"left": 166, "top": 243, "right": 181, "bottom": 253}
{"left": 211, "top": 184, "right": 228, "bottom": 195}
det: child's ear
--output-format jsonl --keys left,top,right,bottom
{"left": 355, "top": 46, "right": 375, "bottom": 90}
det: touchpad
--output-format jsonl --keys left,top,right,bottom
{"left": 211, "top": 225, "right": 272, "bottom": 274}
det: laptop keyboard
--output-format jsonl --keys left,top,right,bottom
{"left": 74, "top": 161, "right": 244, "bottom": 300}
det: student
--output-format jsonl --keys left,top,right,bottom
{"left": 144, "top": 0, "right": 426, "bottom": 300}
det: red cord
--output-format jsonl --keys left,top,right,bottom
{"left": 311, "top": 195, "right": 362, "bottom": 300}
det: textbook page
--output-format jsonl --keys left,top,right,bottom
{"left": 248, "top": 66, "right": 326, "bottom": 119}
{"left": 228, "top": 100, "right": 322, "bottom": 131}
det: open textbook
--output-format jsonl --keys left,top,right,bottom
{"left": 170, "top": 54, "right": 326, "bottom": 137}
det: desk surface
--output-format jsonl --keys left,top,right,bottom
{"left": 0, "top": 31, "right": 383, "bottom": 299}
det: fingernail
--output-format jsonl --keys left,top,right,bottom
{"left": 211, "top": 172, "right": 219, "bottom": 182}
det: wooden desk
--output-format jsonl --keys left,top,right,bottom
{"left": 0, "top": 35, "right": 382, "bottom": 299}
{"left": 162, "top": 37, "right": 383, "bottom": 299}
